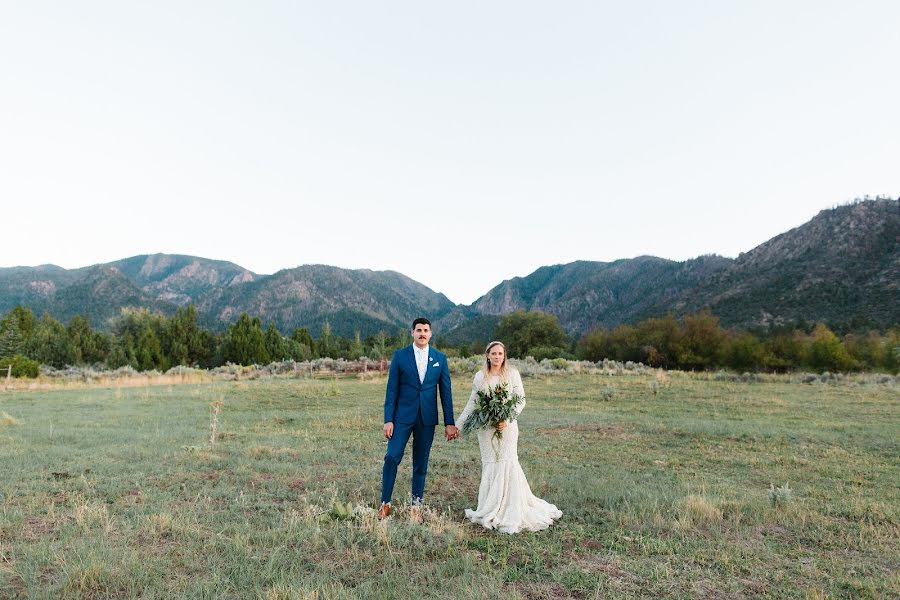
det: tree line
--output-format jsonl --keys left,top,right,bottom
{"left": 574, "top": 312, "right": 898, "bottom": 373}
{"left": 0, "top": 305, "right": 897, "bottom": 377}
{"left": 460, "top": 309, "right": 898, "bottom": 373}
{"left": 0, "top": 305, "right": 414, "bottom": 377}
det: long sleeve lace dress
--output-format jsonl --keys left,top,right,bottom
{"left": 456, "top": 368, "right": 562, "bottom": 533}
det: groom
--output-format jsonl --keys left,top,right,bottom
{"left": 379, "top": 317, "right": 458, "bottom": 520}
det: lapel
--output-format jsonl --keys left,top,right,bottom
{"left": 406, "top": 345, "right": 418, "bottom": 379}
{"left": 424, "top": 347, "right": 438, "bottom": 383}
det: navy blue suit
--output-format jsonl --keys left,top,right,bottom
{"left": 381, "top": 345, "right": 454, "bottom": 504}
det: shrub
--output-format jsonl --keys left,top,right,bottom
{"left": 544, "top": 357, "right": 570, "bottom": 371}
{"left": 529, "top": 345, "right": 566, "bottom": 361}
{"left": 768, "top": 483, "right": 793, "bottom": 509}
{"left": 808, "top": 324, "right": 855, "bottom": 372}
{"left": 0, "top": 354, "right": 40, "bottom": 378}
{"left": 448, "top": 357, "right": 481, "bottom": 376}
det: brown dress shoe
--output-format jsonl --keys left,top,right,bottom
{"left": 377, "top": 503, "right": 391, "bottom": 519}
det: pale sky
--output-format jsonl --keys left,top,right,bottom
{"left": 1, "top": 2, "right": 898, "bottom": 304}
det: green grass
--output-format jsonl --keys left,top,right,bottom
{"left": 0, "top": 372, "right": 897, "bottom": 599}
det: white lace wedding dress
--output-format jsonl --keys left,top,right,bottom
{"left": 456, "top": 369, "right": 562, "bottom": 533}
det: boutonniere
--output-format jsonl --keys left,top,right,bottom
{"left": 429, "top": 356, "right": 433, "bottom": 361}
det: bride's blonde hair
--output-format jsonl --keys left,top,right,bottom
{"left": 481, "top": 340, "right": 510, "bottom": 384}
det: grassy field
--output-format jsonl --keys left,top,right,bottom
{"left": 0, "top": 371, "right": 897, "bottom": 599}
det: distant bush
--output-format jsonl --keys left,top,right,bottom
{"left": 447, "top": 356, "right": 649, "bottom": 379}
{"left": 165, "top": 366, "right": 207, "bottom": 377}
{"left": 768, "top": 483, "right": 793, "bottom": 509}
{"left": 542, "top": 357, "right": 570, "bottom": 371}
{"left": 713, "top": 370, "right": 764, "bottom": 383}
{"left": 0, "top": 355, "right": 40, "bottom": 378}
{"left": 448, "top": 357, "right": 481, "bottom": 376}
{"left": 528, "top": 346, "right": 567, "bottom": 361}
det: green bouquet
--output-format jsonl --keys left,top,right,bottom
{"left": 461, "top": 381, "right": 522, "bottom": 459}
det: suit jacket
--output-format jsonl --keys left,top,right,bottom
{"left": 384, "top": 345, "right": 454, "bottom": 427}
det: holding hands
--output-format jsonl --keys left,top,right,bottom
{"left": 384, "top": 422, "right": 459, "bottom": 441}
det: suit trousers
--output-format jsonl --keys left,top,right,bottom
{"left": 381, "top": 410, "right": 435, "bottom": 504}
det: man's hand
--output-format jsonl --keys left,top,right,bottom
{"left": 383, "top": 422, "right": 394, "bottom": 439}
{"left": 445, "top": 425, "right": 459, "bottom": 441}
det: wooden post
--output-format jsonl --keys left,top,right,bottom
{"left": 5, "top": 365, "right": 10, "bottom": 381}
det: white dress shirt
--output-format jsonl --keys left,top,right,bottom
{"left": 413, "top": 344, "right": 429, "bottom": 383}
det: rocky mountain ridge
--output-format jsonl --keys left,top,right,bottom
{"left": 1, "top": 199, "right": 896, "bottom": 337}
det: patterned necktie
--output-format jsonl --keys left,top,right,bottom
{"left": 416, "top": 349, "right": 426, "bottom": 383}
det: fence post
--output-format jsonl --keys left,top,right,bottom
{"left": 5, "top": 365, "right": 10, "bottom": 381}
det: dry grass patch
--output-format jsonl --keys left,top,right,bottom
{"left": 143, "top": 512, "right": 208, "bottom": 546}
{"left": 145, "top": 513, "right": 176, "bottom": 537}
{"left": 510, "top": 580, "right": 571, "bottom": 599}
{"left": 616, "top": 507, "right": 670, "bottom": 531}
{"left": 692, "top": 578, "right": 742, "bottom": 599}
{"left": 72, "top": 501, "right": 114, "bottom": 534}
{"left": 572, "top": 553, "right": 640, "bottom": 584}
{"left": 258, "top": 584, "right": 323, "bottom": 600}
{"left": 536, "top": 423, "right": 632, "bottom": 439}
{"left": 246, "top": 445, "right": 300, "bottom": 459}
{"left": 676, "top": 495, "right": 724, "bottom": 530}
{"left": 18, "top": 515, "right": 66, "bottom": 541}
{"left": 0, "top": 546, "right": 17, "bottom": 591}
{"left": 0, "top": 412, "right": 19, "bottom": 426}
{"left": 62, "top": 560, "right": 129, "bottom": 598}
{"left": 355, "top": 371, "right": 388, "bottom": 382}
{"left": 2, "top": 372, "right": 211, "bottom": 392}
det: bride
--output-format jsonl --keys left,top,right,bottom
{"left": 456, "top": 341, "right": 562, "bottom": 533}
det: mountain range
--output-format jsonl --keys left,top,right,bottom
{"left": 2, "top": 199, "right": 897, "bottom": 340}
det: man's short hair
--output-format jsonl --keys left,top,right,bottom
{"left": 411, "top": 317, "right": 432, "bottom": 330}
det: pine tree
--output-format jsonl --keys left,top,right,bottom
{"left": 0, "top": 306, "right": 35, "bottom": 357}
{"left": 0, "top": 326, "right": 24, "bottom": 358}
{"left": 67, "top": 315, "right": 109, "bottom": 365}
{"left": 222, "top": 313, "right": 269, "bottom": 365}
{"left": 369, "top": 331, "right": 388, "bottom": 359}
{"left": 318, "top": 319, "right": 335, "bottom": 358}
{"left": 137, "top": 328, "right": 166, "bottom": 371}
{"left": 348, "top": 331, "right": 364, "bottom": 360}
{"left": 164, "top": 305, "right": 211, "bottom": 367}
{"left": 26, "top": 315, "right": 74, "bottom": 368}
{"left": 264, "top": 322, "right": 287, "bottom": 362}
{"left": 108, "top": 308, "right": 168, "bottom": 371}
{"left": 290, "top": 327, "right": 315, "bottom": 360}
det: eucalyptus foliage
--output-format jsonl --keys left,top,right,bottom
{"left": 460, "top": 381, "right": 522, "bottom": 459}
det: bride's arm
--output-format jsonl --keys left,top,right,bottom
{"left": 455, "top": 372, "right": 482, "bottom": 430}
{"left": 511, "top": 369, "right": 526, "bottom": 417}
